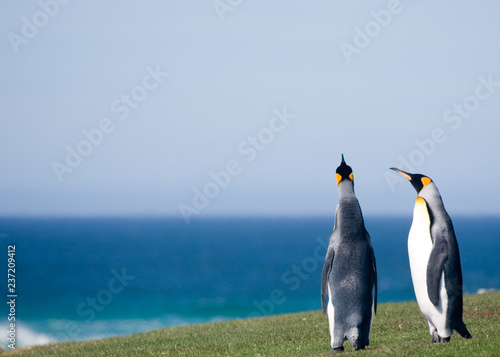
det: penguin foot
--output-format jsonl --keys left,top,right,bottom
{"left": 431, "top": 330, "right": 439, "bottom": 344}
{"left": 350, "top": 338, "right": 366, "bottom": 350}
{"left": 431, "top": 330, "right": 451, "bottom": 344}
{"left": 332, "top": 346, "right": 344, "bottom": 354}
{"left": 351, "top": 338, "right": 359, "bottom": 350}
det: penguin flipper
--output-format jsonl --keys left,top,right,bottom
{"left": 322, "top": 208, "right": 339, "bottom": 315}
{"left": 426, "top": 236, "right": 448, "bottom": 306}
{"left": 371, "top": 245, "right": 377, "bottom": 314}
{"left": 365, "top": 229, "right": 377, "bottom": 314}
{"left": 321, "top": 242, "right": 335, "bottom": 315}
{"left": 456, "top": 321, "right": 472, "bottom": 339}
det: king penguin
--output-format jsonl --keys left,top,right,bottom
{"left": 321, "top": 155, "right": 377, "bottom": 353}
{"left": 391, "top": 168, "right": 472, "bottom": 343}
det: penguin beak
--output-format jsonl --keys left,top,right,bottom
{"left": 390, "top": 167, "right": 413, "bottom": 181}
{"left": 391, "top": 167, "right": 432, "bottom": 193}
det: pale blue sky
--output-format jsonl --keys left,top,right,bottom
{"left": 1, "top": 1, "right": 499, "bottom": 218}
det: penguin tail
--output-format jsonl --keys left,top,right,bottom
{"left": 456, "top": 322, "right": 472, "bottom": 339}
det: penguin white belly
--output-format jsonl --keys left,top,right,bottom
{"left": 408, "top": 197, "right": 450, "bottom": 337}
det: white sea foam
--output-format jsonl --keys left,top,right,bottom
{"left": 2, "top": 315, "right": 237, "bottom": 349}
{"left": 476, "top": 288, "right": 496, "bottom": 294}
{"left": 1, "top": 321, "right": 55, "bottom": 349}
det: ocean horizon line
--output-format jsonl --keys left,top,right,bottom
{"left": 1, "top": 212, "right": 499, "bottom": 220}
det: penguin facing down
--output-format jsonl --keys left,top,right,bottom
{"left": 321, "top": 155, "right": 377, "bottom": 353}
{"left": 391, "top": 168, "right": 472, "bottom": 343}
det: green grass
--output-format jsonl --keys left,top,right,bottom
{"left": 6, "top": 291, "right": 499, "bottom": 356}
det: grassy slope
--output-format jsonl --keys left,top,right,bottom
{"left": 6, "top": 291, "right": 499, "bottom": 357}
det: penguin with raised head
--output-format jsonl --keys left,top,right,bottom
{"left": 390, "top": 168, "right": 472, "bottom": 343}
{"left": 321, "top": 155, "right": 377, "bottom": 353}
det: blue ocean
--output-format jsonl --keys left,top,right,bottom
{"left": 0, "top": 216, "right": 498, "bottom": 348}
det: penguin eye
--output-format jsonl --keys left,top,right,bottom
{"left": 421, "top": 177, "right": 431, "bottom": 188}
{"left": 336, "top": 173, "right": 342, "bottom": 186}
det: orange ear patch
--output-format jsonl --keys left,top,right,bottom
{"left": 336, "top": 173, "right": 342, "bottom": 186}
{"left": 421, "top": 177, "right": 431, "bottom": 188}
{"left": 349, "top": 173, "right": 353, "bottom": 181}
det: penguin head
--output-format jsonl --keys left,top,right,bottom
{"left": 336, "top": 154, "right": 354, "bottom": 186}
{"left": 390, "top": 167, "right": 432, "bottom": 194}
